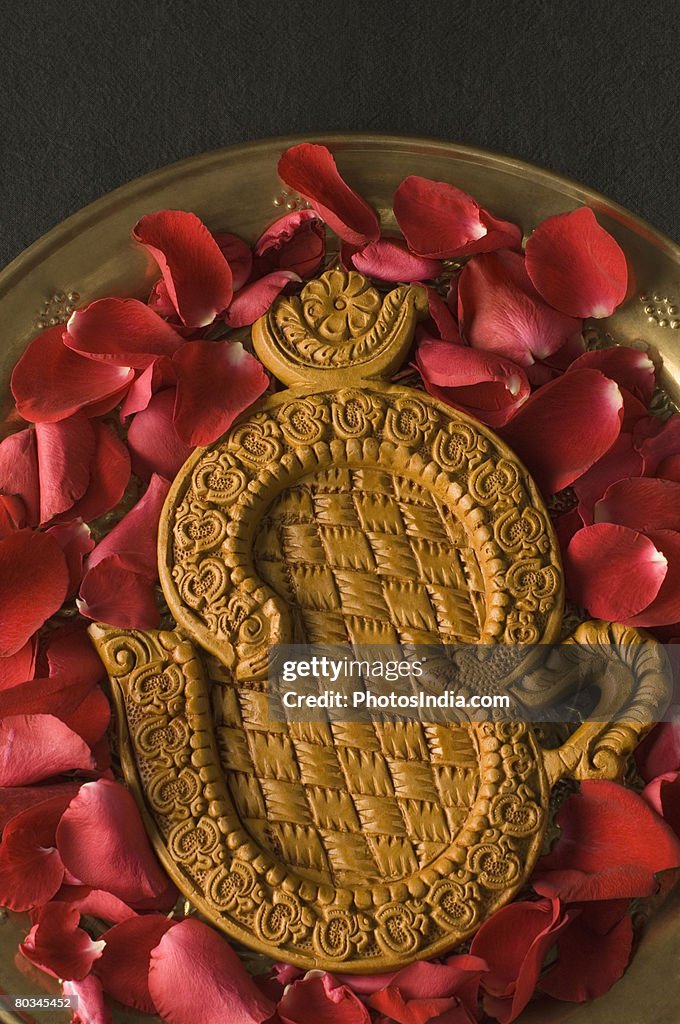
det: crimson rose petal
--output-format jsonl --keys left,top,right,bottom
{"left": 55, "top": 422, "right": 131, "bottom": 525}
{"left": 61, "top": 886, "right": 137, "bottom": 924}
{"left": 0, "top": 529, "right": 69, "bottom": 656}
{"left": 35, "top": 414, "right": 96, "bottom": 524}
{"left": 254, "top": 210, "right": 325, "bottom": 278}
{"left": 65, "top": 298, "right": 184, "bottom": 367}
{"left": 416, "top": 338, "right": 529, "bottom": 428}
{"left": 422, "top": 286, "right": 462, "bottom": 343}
{"left": 0, "top": 637, "right": 37, "bottom": 690}
{"left": 278, "top": 972, "right": 370, "bottom": 1024}
{"left": 0, "top": 791, "right": 76, "bottom": 910}
{"left": 572, "top": 433, "right": 643, "bottom": 526}
{"left": 470, "top": 897, "right": 570, "bottom": 1024}
{"left": 47, "top": 521, "right": 95, "bottom": 598}
{"left": 86, "top": 473, "right": 169, "bottom": 578}
{"left": 148, "top": 917, "right": 275, "bottom": 1024}
{"left": 133, "top": 211, "right": 233, "bottom": 328}
{"left": 172, "top": 341, "right": 268, "bottom": 446}
{"left": 642, "top": 772, "right": 680, "bottom": 838}
{"left": 394, "top": 175, "right": 520, "bottom": 258}
{"left": 0, "top": 714, "right": 94, "bottom": 785}
{"left": 214, "top": 232, "right": 253, "bottom": 291}
{"left": 568, "top": 346, "right": 656, "bottom": 405}
{"left": 0, "top": 428, "right": 40, "bottom": 525}
{"left": 63, "top": 976, "right": 112, "bottom": 1024}
{"left": 78, "top": 555, "right": 160, "bottom": 629}
{"left": 56, "top": 779, "right": 171, "bottom": 905}
{"left": 95, "top": 915, "right": 174, "bottom": 1013}
{"left": 278, "top": 143, "right": 380, "bottom": 246}
{"left": 352, "top": 237, "right": 442, "bottom": 281}
{"left": 11, "top": 325, "right": 134, "bottom": 423}
{"left": 595, "top": 477, "right": 680, "bottom": 531}
{"left": 127, "top": 389, "right": 193, "bottom": 482}
{"left": 636, "top": 716, "right": 680, "bottom": 781}
{"left": 525, "top": 207, "right": 628, "bottom": 318}
{"left": 565, "top": 523, "right": 666, "bottom": 620}
{"left": 534, "top": 780, "right": 680, "bottom": 901}
{"left": 458, "top": 250, "right": 581, "bottom": 367}
{"left": 628, "top": 529, "right": 680, "bottom": 627}
{"left": 223, "top": 270, "right": 301, "bottom": 328}
{"left": 499, "top": 369, "right": 623, "bottom": 494}
{"left": 538, "top": 902, "right": 633, "bottom": 1002}
{"left": 20, "top": 901, "right": 105, "bottom": 981}
{"left": 0, "top": 494, "right": 28, "bottom": 538}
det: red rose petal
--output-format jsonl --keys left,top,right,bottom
{"left": 352, "top": 237, "right": 442, "bottom": 282}
{"left": 0, "top": 529, "right": 69, "bottom": 656}
{"left": 0, "top": 670, "right": 108, "bottom": 745}
{"left": 57, "top": 779, "right": 170, "bottom": 905}
{"left": 628, "top": 530, "right": 680, "bottom": 627}
{"left": 20, "top": 901, "right": 105, "bottom": 980}
{"left": 565, "top": 523, "right": 667, "bottom": 619}
{"left": 0, "top": 637, "right": 37, "bottom": 690}
{"left": 458, "top": 250, "right": 581, "bottom": 367}
{"left": 95, "top": 915, "right": 174, "bottom": 1013}
{"left": 642, "top": 772, "right": 680, "bottom": 838}
{"left": 78, "top": 555, "right": 160, "bottom": 629}
{"left": 65, "top": 298, "right": 184, "bottom": 368}
{"left": 148, "top": 917, "right": 275, "bottom": 1024}
{"left": 172, "top": 340, "right": 268, "bottom": 445}
{"left": 636, "top": 716, "right": 680, "bottom": 781}
{"left": 534, "top": 780, "right": 680, "bottom": 901}
{"left": 55, "top": 422, "right": 131, "bottom": 525}
{"left": 500, "top": 369, "right": 623, "bottom": 494}
{"left": 278, "top": 144, "right": 380, "bottom": 246}
{"left": 470, "top": 898, "right": 569, "bottom": 1024}
{"left": 119, "top": 357, "right": 177, "bottom": 419}
{"left": 595, "top": 477, "right": 680, "bottom": 531}
{"left": 572, "top": 432, "right": 644, "bottom": 525}
{"left": 0, "top": 428, "right": 40, "bottom": 525}
{"left": 35, "top": 414, "right": 96, "bottom": 524}
{"left": 133, "top": 211, "right": 233, "bottom": 328}
{"left": 214, "top": 232, "right": 253, "bottom": 291}
{"left": 62, "top": 886, "right": 137, "bottom": 925}
{"left": 63, "top": 976, "right": 112, "bottom": 1024}
{"left": 569, "top": 346, "right": 656, "bottom": 404}
{"left": 47, "top": 521, "right": 95, "bottom": 597}
{"left": 422, "top": 286, "right": 462, "bottom": 344}
{"left": 636, "top": 414, "right": 680, "bottom": 475}
{"left": 223, "top": 270, "right": 301, "bottom": 328}
{"left": 394, "top": 175, "right": 521, "bottom": 259}
{"left": 0, "top": 791, "right": 76, "bottom": 910}
{"left": 86, "top": 473, "right": 169, "bottom": 578}
{"left": 278, "top": 973, "right": 370, "bottom": 1024}
{"left": 127, "top": 389, "right": 193, "bottom": 482}
{"left": 254, "top": 210, "right": 325, "bottom": 278}
{"left": 45, "top": 623, "right": 105, "bottom": 685}
{"left": 416, "top": 338, "right": 529, "bottom": 428}
{"left": 11, "top": 325, "right": 134, "bottom": 423}
{"left": 525, "top": 207, "right": 628, "bottom": 318}
{"left": 538, "top": 904, "right": 633, "bottom": 1002}
{"left": 0, "top": 714, "right": 94, "bottom": 785}
{"left": 0, "top": 783, "right": 80, "bottom": 830}
{"left": 0, "top": 493, "right": 28, "bottom": 538}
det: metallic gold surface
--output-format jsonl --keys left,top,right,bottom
{"left": 2, "top": 134, "right": 680, "bottom": 1014}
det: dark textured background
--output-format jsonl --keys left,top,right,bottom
{"left": 2, "top": 0, "right": 680, "bottom": 269}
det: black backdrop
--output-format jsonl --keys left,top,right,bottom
{"left": 2, "top": 0, "right": 680, "bottom": 269}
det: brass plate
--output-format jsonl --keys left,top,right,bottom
{"left": 1, "top": 135, "right": 680, "bottom": 1018}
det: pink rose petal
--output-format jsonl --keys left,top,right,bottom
{"left": 352, "top": 237, "right": 442, "bottom": 281}
{"left": 66, "top": 298, "right": 184, "bottom": 367}
{"left": 394, "top": 175, "right": 521, "bottom": 258}
{"left": 133, "top": 211, "right": 233, "bottom": 328}
{"left": 223, "top": 270, "right": 301, "bottom": 328}
{"left": 57, "top": 779, "right": 171, "bottom": 905}
{"left": 127, "top": 389, "right": 193, "bottom": 482}
{"left": 95, "top": 915, "right": 174, "bottom": 1013}
{"left": 458, "top": 250, "right": 581, "bottom": 367}
{"left": 628, "top": 530, "right": 680, "bottom": 627}
{"left": 0, "top": 791, "right": 76, "bottom": 910}
{"left": 565, "top": 523, "right": 667, "bottom": 620}
{"left": 11, "top": 325, "right": 134, "bottom": 423}
{"left": 64, "top": 976, "right": 112, "bottom": 1024}
{"left": 500, "top": 369, "right": 623, "bottom": 494}
{"left": 148, "top": 917, "right": 275, "bottom": 1024}
{"left": 20, "top": 901, "right": 105, "bottom": 980}
{"left": 0, "top": 529, "right": 69, "bottom": 656}
{"left": 278, "top": 143, "right": 380, "bottom": 246}
{"left": 534, "top": 780, "right": 680, "bottom": 901}
{"left": 278, "top": 973, "right": 370, "bottom": 1024}
{"left": 0, "top": 427, "right": 40, "bottom": 525}
{"left": 0, "top": 714, "right": 94, "bottom": 786}
{"left": 78, "top": 555, "right": 160, "bottom": 628}
{"left": 525, "top": 207, "right": 628, "bottom": 318}
{"left": 172, "top": 341, "right": 268, "bottom": 445}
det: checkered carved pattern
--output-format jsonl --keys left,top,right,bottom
{"left": 213, "top": 467, "right": 483, "bottom": 887}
